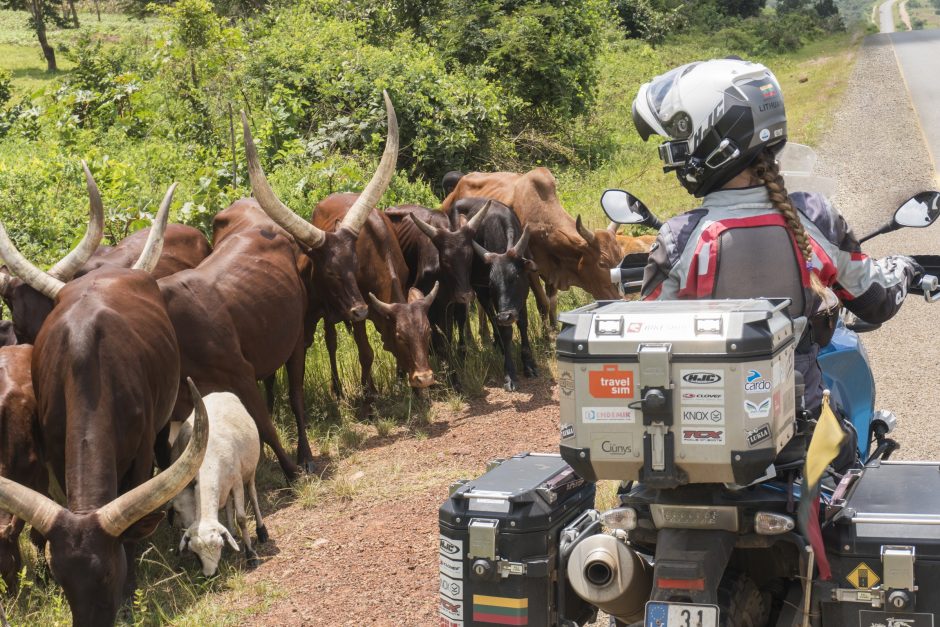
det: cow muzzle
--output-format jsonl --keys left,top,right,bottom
{"left": 495, "top": 311, "right": 517, "bottom": 326}
{"left": 349, "top": 304, "right": 369, "bottom": 322}
{"left": 409, "top": 370, "right": 434, "bottom": 388}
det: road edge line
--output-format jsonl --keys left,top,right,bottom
{"left": 887, "top": 32, "right": 940, "bottom": 187}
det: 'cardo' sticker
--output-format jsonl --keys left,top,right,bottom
{"left": 681, "top": 369, "right": 724, "bottom": 387}
{"left": 582, "top": 406, "right": 635, "bottom": 424}
{"left": 682, "top": 428, "right": 726, "bottom": 445}
{"left": 681, "top": 390, "right": 725, "bottom": 405}
{"left": 560, "top": 423, "right": 575, "bottom": 440}
{"left": 745, "top": 397, "right": 772, "bottom": 419}
{"left": 746, "top": 423, "right": 772, "bottom": 447}
{"left": 744, "top": 369, "right": 772, "bottom": 394}
{"left": 681, "top": 407, "right": 725, "bottom": 426}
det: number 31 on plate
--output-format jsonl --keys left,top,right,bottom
{"left": 645, "top": 601, "right": 719, "bottom": 627}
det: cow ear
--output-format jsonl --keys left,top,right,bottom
{"left": 120, "top": 511, "right": 165, "bottom": 542}
{"left": 522, "top": 258, "right": 538, "bottom": 273}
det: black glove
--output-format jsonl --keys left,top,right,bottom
{"left": 894, "top": 255, "right": 925, "bottom": 287}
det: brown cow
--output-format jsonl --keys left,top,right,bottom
{"left": 311, "top": 194, "right": 439, "bottom": 398}
{"left": 0, "top": 166, "right": 210, "bottom": 626}
{"left": 157, "top": 198, "right": 310, "bottom": 478}
{"left": 443, "top": 168, "right": 634, "bottom": 324}
{"left": 0, "top": 219, "right": 211, "bottom": 345}
{"left": 0, "top": 344, "right": 46, "bottom": 594}
{"left": 243, "top": 94, "right": 427, "bottom": 409}
{"left": 617, "top": 233, "right": 657, "bottom": 256}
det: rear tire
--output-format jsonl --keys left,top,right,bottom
{"left": 718, "top": 571, "right": 768, "bottom": 627}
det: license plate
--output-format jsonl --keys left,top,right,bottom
{"left": 645, "top": 601, "right": 719, "bottom": 627}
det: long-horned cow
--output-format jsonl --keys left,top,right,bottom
{"left": 0, "top": 217, "right": 211, "bottom": 345}
{"left": 456, "top": 198, "right": 539, "bottom": 391}
{"left": 443, "top": 168, "right": 629, "bottom": 324}
{"left": 242, "top": 93, "right": 436, "bottom": 405}
{"left": 384, "top": 203, "right": 487, "bottom": 360}
{"left": 0, "top": 343, "right": 46, "bottom": 593}
{"left": 0, "top": 166, "right": 211, "bottom": 626}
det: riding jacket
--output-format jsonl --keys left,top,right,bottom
{"left": 640, "top": 186, "right": 915, "bottom": 409}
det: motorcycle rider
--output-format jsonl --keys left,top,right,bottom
{"left": 631, "top": 57, "right": 923, "bottom": 417}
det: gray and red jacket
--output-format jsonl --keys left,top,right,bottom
{"left": 640, "top": 187, "right": 915, "bottom": 410}
{"left": 641, "top": 186, "right": 913, "bottom": 323}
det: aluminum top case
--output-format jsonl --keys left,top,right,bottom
{"left": 556, "top": 298, "right": 797, "bottom": 487}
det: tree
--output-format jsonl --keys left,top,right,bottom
{"left": 0, "top": 0, "right": 70, "bottom": 72}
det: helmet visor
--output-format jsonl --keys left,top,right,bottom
{"left": 646, "top": 62, "right": 700, "bottom": 136}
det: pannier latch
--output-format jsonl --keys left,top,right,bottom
{"left": 882, "top": 545, "right": 917, "bottom": 610}
{"left": 467, "top": 518, "right": 529, "bottom": 580}
{"left": 637, "top": 344, "right": 685, "bottom": 488}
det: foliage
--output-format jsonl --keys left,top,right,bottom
{"left": 435, "top": 0, "right": 607, "bottom": 124}
{"left": 612, "top": 0, "right": 682, "bottom": 44}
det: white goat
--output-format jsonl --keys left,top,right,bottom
{"left": 170, "top": 392, "right": 268, "bottom": 576}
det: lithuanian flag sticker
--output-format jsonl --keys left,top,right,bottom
{"left": 472, "top": 595, "right": 528, "bottom": 625}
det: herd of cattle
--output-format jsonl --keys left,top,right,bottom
{"left": 0, "top": 94, "right": 655, "bottom": 625}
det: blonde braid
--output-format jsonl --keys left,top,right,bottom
{"left": 752, "top": 151, "right": 827, "bottom": 300}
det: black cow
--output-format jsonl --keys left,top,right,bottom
{"left": 454, "top": 198, "right": 538, "bottom": 391}
{"left": 385, "top": 204, "right": 487, "bottom": 361}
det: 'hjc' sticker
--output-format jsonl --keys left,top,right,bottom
{"left": 589, "top": 365, "right": 634, "bottom": 398}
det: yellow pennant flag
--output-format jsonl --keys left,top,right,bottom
{"left": 804, "top": 390, "right": 846, "bottom": 490}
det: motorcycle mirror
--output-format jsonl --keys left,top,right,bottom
{"left": 893, "top": 191, "right": 940, "bottom": 228}
{"left": 600, "top": 189, "right": 647, "bottom": 225}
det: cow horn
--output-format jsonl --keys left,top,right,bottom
{"left": 408, "top": 213, "right": 439, "bottom": 240}
{"left": 0, "top": 222, "right": 65, "bottom": 301}
{"left": 241, "top": 111, "right": 327, "bottom": 249}
{"left": 97, "top": 378, "right": 210, "bottom": 537}
{"left": 472, "top": 241, "right": 495, "bottom": 264}
{"left": 465, "top": 200, "right": 491, "bottom": 233}
{"left": 0, "top": 269, "right": 11, "bottom": 297}
{"left": 47, "top": 161, "right": 105, "bottom": 281}
{"left": 339, "top": 91, "right": 399, "bottom": 235}
{"left": 0, "top": 475, "right": 64, "bottom": 537}
{"left": 367, "top": 292, "right": 395, "bottom": 317}
{"left": 132, "top": 183, "right": 176, "bottom": 272}
{"left": 423, "top": 281, "right": 440, "bottom": 307}
{"left": 509, "top": 225, "right": 531, "bottom": 258}
{"left": 607, "top": 221, "right": 620, "bottom": 235}
{"left": 576, "top": 215, "right": 596, "bottom": 246}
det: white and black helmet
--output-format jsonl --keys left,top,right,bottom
{"left": 632, "top": 58, "right": 787, "bottom": 197}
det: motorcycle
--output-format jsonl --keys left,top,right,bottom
{"left": 436, "top": 146, "right": 940, "bottom": 627}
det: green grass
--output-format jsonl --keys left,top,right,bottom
{"left": 0, "top": 9, "right": 157, "bottom": 92}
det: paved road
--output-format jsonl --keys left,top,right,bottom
{"left": 890, "top": 29, "right": 940, "bottom": 178}
{"left": 880, "top": 0, "right": 896, "bottom": 33}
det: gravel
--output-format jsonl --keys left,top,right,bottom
{"left": 813, "top": 34, "right": 940, "bottom": 460}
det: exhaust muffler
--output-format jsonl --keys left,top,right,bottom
{"left": 567, "top": 534, "right": 652, "bottom": 623}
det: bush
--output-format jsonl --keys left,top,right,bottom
{"left": 244, "top": 9, "right": 510, "bottom": 181}
{"left": 613, "top": 0, "right": 682, "bottom": 44}
{"left": 437, "top": 0, "right": 608, "bottom": 124}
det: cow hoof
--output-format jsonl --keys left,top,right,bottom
{"left": 503, "top": 377, "right": 518, "bottom": 392}
{"left": 247, "top": 553, "right": 260, "bottom": 569}
{"left": 257, "top": 525, "right": 269, "bottom": 544}
{"left": 524, "top": 364, "right": 538, "bottom": 378}
{"left": 300, "top": 460, "right": 317, "bottom": 475}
